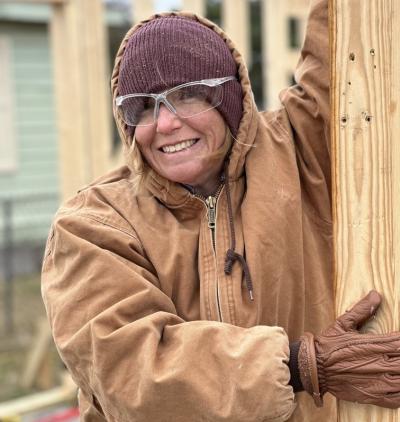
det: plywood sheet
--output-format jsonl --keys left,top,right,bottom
{"left": 332, "top": 0, "right": 400, "bottom": 420}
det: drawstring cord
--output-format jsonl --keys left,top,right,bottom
{"left": 223, "top": 162, "right": 254, "bottom": 301}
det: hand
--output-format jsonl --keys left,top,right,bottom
{"left": 299, "top": 290, "right": 400, "bottom": 408}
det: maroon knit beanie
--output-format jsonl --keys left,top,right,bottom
{"left": 118, "top": 15, "right": 243, "bottom": 136}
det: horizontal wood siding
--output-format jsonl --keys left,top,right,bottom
{"left": 0, "top": 22, "right": 59, "bottom": 246}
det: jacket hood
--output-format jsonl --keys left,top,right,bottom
{"left": 111, "top": 11, "right": 259, "bottom": 206}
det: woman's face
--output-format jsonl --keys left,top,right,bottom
{"left": 135, "top": 105, "right": 227, "bottom": 196}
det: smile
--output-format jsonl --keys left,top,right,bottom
{"left": 160, "top": 139, "right": 199, "bottom": 154}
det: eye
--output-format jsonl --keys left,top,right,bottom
{"left": 179, "top": 88, "right": 197, "bottom": 101}
{"left": 174, "top": 86, "right": 209, "bottom": 103}
{"left": 142, "top": 97, "right": 153, "bottom": 110}
{"left": 120, "top": 96, "right": 155, "bottom": 125}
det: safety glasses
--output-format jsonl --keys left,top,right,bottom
{"left": 116, "top": 76, "right": 236, "bottom": 127}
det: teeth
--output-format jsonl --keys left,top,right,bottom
{"left": 162, "top": 139, "right": 197, "bottom": 153}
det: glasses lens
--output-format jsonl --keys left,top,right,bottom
{"left": 118, "top": 96, "right": 156, "bottom": 126}
{"left": 166, "top": 84, "right": 223, "bottom": 119}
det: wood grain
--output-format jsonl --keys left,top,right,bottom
{"left": 332, "top": 0, "right": 400, "bottom": 420}
{"left": 50, "top": 0, "right": 112, "bottom": 200}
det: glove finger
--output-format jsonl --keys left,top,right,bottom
{"left": 383, "top": 393, "right": 400, "bottom": 409}
{"left": 383, "top": 351, "right": 400, "bottom": 370}
{"left": 366, "top": 390, "right": 400, "bottom": 409}
{"left": 384, "top": 351, "right": 400, "bottom": 360}
{"left": 387, "top": 374, "right": 400, "bottom": 386}
{"left": 364, "top": 393, "right": 400, "bottom": 409}
{"left": 348, "top": 335, "right": 400, "bottom": 367}
{"left": 376, "top": 374, "right": 400, "bottom": 392}
{"left": 336, "top": 290, "right": 381, "bottom": 332}
{"left": 339, "top": 378, "right": 400, "bottom": 408}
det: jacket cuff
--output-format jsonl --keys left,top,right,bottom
{"left": 288, "top": 341, "right": 304, "bottom": 392}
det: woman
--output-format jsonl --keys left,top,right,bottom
{"left": 41, "top": 0, "right": 400, "bottom": 420}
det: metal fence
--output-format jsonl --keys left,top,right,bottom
{"left": 0, "top": 193, "right": 59, "bottom": 334}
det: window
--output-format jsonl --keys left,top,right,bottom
{"left": 206, "top": 0, "right": 221, "bottom": 26}
{"left": 0, "top": 36, "right": 17, "bottom": 173}
{"left": 288, "top": 73, "right": 296, "bottom": 86}
{"left": 288, "top": 17, "right": 301, "bottom": 49}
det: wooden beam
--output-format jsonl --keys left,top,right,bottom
{"left": 132, "top": 0, "right": 154, "bottom": 23}
{"left": 332, "top": 0, "right": 400, "bottom": 420}
{"left": 0, "top": 372, "right": 76, "bottom": 418}
{"left": 262, "top": 0, "right": 287, "bottom": 109}
{"left": 222, "top": 0, "right": 250, "bottom": 64}
{"left": 182, "top": 0, "right": 206, "bottom": 17}
{"left": 261, "top": 0, "right": 308, "bottom": 109}
{"left": 21, "top": 318, "right": 53, "bottom": 389}
{"left": 50, "top": 0, "right": 112, "bottom": 200}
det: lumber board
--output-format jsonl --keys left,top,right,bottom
{"left": 182, "top": 0, "right": 206, "bottom": 16}
{"left": 50, "top": 0, "right": 112, "bottom": 200}
{"left": 0, "top": 372, "right": 76, "bottom": 418}
{"left": 222, "top": 0, "right": 250, "bottom": 64}
{"left": 132, "top": 0, "right": 154, "bottom": 23}
{"left": 21, "top": 318, "right": 53, "bottom": 389}
{"left": 332, "top": 0, "right": 400, "bottom": 420}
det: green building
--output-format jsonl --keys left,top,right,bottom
{"left": 0, "top": 2, "right": 130, "bottom": 276}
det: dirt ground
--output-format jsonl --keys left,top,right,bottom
{"left": 0, "top": 274, "right": 63, "bottom": 402}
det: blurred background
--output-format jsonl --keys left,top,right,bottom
{"left": 0, "top": 0, "right": 308, "bottom": 420}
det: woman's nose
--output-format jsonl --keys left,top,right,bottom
{"left": 156, "top": 104, "right": 182, "bottom": 133}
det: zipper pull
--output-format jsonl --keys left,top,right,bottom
{"left": 205, "top": 196, "right": 216, "bottom": 229}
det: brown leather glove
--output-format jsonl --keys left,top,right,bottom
{"left": 299, "top": 290, "right": 400, "bottom": 408}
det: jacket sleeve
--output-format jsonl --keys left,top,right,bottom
{"left": 279, "top": 0, "right": 331, "bottom": 224}
{"left": 41, "top": 192, "right": 296, "bottom": 422}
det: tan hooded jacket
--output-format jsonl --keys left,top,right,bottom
{"left": 42, "top": 0, "right": 337, "bottom": 420}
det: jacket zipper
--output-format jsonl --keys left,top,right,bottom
{"left": 195, "top": 184, "right": 224, "bottom": 322}
{"left": 205, "top": 196, "right": 217, "bottom": 249}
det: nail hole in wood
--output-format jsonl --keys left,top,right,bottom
{"left": 349, "top": 53, "right": 355, "bottom": 61}
{"left": 362, "top": 111, "right": 372, "bottom": 123}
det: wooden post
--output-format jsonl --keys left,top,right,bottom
{"left": 332, "top": 0, "right": 400, "bottom": 420}
{"left": 50, "top": 0, "right": 112, "bottom": 201}
{"left": 222, "top": 0, "right": 250, "bottom": 64}
{"left": 132, "top": 0, "right": 154, "bottom": 23}
{"left": 262, "top": 0, "right": 287, "bottom": 108}
{"left": 261, "top": 0, "right": 308, "bottom": 109}
{"left": 0, "top": 372, "right": 77, "bottom": 419}
{"left": 182, "top": 0, "right": 206, "bottom": 16}
{"left": 21, "top": 318, "right": 53, "bottom": 390}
